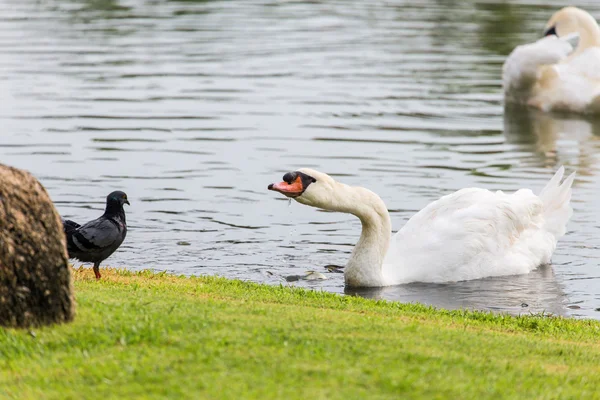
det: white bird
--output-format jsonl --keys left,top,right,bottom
{"left": 269, "top": 168, "right": 575, "bottom": 288}
{"left": 503, "top": 6, "right": 600, "bottom": 114}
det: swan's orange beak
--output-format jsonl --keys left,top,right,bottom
{"left": 268, "top": 176, "right": 304, "bottom": 198}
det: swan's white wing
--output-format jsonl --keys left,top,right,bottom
{"left": 383, "top": 188, "right": 555, "bottom": 284}
{"left": 503, "top": 35, "right": 573, "bottom": 100}
{"left": 531, "top": 47, "right": 600, "bottom": 112}
{"left": 562, "top": 47, "right": 600, "bottom": 80}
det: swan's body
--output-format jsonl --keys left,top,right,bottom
{"left": 269, "top": 168, "right": 575, "bottom": 287}
{"left": 503, "top": 7, "right": 600, "bottom": 114}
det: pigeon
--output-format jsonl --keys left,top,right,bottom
{"left": 62, "top": 191, "right": 130, "bottom": 279}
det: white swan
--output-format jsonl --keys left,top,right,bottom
{"left": 503, "top": 6, "right": 600, "bottom": 114}
{"left": 268, "top": 168, "right": 575, "bottom": 287}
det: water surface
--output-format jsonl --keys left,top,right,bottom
{"left": 2, "top": 0, "right": 600, "bottom": 318}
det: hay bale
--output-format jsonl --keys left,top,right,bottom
{"left": 0, "top": 164, "right": 74, "bottom": 328}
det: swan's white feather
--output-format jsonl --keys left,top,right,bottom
{"left": 382, "top": 169, "right": 575, "bottom": 284}
{"left": 503, "top": 35, "right": 574, "bottom": 99}
{"left": 561, "top": 46, "right": 600, "bottom": 79}
{"left": 527, "top": 48, "right": 600, "bottom": 113}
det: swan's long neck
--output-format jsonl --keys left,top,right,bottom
{"left": 571, "top": 13, "right": 600, "bottom": 56}
{"left": 325, "top": 183, "right": 392, "bottom": 287}
{"left": 574, "top": 30, "right": 600, "bottom": 55}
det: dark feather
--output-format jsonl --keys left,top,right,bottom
{"left": 62, "top": 219, "right": 80, "bottom": 235}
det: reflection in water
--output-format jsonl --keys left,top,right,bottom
{"left": 503, "top": 105, "right": 600, "bottom": 176}
{"left": 346, "top": 265, "right": 567, "bottom": 317}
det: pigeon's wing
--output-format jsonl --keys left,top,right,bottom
{"left": 70, "top": 217, "right": 122, "bottom": 252}
{"left": 62, "top": 219, "right": 81, "bottom": 235}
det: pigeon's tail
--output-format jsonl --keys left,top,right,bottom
{"left": 61, "top": 219, "right": 81, "bottom": 258}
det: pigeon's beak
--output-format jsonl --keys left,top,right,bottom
{"left": 125, "top": 199, "right": 130, "bottom": 206}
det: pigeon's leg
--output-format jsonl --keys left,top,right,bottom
{"left": 93, "top": 262, "right": 101, "bottom": 280}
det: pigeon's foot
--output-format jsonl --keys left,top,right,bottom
{"left": 93, "top": 266, "right": 102, "bottom": 280}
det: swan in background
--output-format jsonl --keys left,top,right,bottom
{"left": 503, "top": 6, "right": 600, "bottom": 114}
{"left": 268, "top": 168, "right": 575, "bottom": 288}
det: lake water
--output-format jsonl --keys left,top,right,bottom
{"left": 2, "top": 0, "right": 599, "bottom": 318}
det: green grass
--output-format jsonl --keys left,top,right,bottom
{"left": 1, "top": 268, "right": 600, "bottom": 399}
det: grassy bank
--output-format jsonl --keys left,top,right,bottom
{"left": 1, "top": 268, "right": 600, "bottom": 399}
